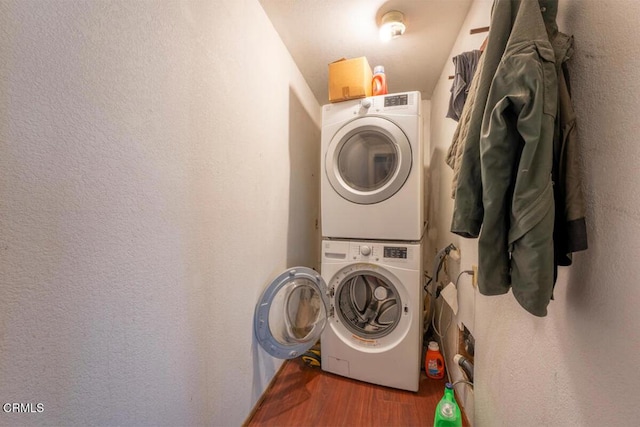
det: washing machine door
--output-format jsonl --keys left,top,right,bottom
{"left": 333, "top": 268, "right": 404, "bottom": 340}
{"left": 326, "top": 116, "right": 412, "bottom": 205}
{"left": 254, "top": 267, "right": 330, "bottom": 359}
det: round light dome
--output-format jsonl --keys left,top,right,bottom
{"left": 379, "top": 10, "right": 406, "bottom": 42}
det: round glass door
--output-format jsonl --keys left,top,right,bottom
{"left": 254, "top": 267, "right": 330, "bottom": 359}
{"left": 335, "top": 271, "right": 401, "bottom": 339}
{"left": 326, "top": 116, "right": 412, "bottom": 205}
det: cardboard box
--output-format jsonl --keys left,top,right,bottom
{"left": 328, "top": 57, "right": 373, "bottom": 103}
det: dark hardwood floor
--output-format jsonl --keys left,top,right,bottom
{"left": 246, "top": 358, "right": 470, "bottom": 427}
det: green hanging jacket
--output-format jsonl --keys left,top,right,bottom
{"left": 451, "top": 0, "right": 558, "bottom": 316}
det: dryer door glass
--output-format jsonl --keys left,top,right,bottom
{"left": 338, "top": 131, "right": 397, "bottom": 191}
{"left": 326, "top": 116, "right": 412, "bottom": 205}
{"left": 335, "top": 271, "right": 401, "bottom": 339}
{"left": 254, "top": 267, "right": 329, "bottom": 359}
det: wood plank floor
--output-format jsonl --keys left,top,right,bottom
{"left": 246, "top": 358, "right": 470, "bottom": 427}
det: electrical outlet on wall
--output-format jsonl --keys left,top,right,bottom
{"left": 471, "top": 265, "right": 478, "bottom": 287}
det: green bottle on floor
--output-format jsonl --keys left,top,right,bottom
{"left": 433, "top": 383, "right": 462, "bottom": 427}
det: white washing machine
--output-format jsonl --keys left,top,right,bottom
{"left": 253, "top": 238, "right": 424, "bottom": 392}
{"left": 321, "top": 91, "right": 424, "bottom": 241}
{"left": 319, "top": 239, "right": 424, "bottom": 391}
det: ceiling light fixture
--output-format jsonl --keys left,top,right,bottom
{"left": 379, "top": 10, "right": 406, "bottom": 42}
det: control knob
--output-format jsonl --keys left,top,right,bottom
{"left": 360, "top": 98, "right": 372, "bottom": 109}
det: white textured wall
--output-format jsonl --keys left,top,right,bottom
{"left": 0, "top": 1, "right": 320, "bottom": 426}
{"left": 427, "top": 2, "right": 492, "bottom": 422}
{"left": 430, "top": 1, "right": 640, "bottom": 426}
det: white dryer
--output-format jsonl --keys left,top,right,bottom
{"left": 321, "top": 91, "right": 424, "bottom": 241}
{"left": 253, "top": 239, "right": 424, "bottom": 392}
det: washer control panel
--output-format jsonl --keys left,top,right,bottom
{"left": 350, "top": 243, "right": 379, "bottom": 260}
{"left": 348, "top": 242, "right": 412, "bottom": 263}
{"left": 383, "top": 246, "right": 408, "bottom": 259}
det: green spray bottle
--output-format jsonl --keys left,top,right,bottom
{"left": 433, "top": 383, "right": 462, "bottom": 427}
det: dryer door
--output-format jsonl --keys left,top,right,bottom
{"left": 325, "top": 116, "right": 412, "bottom": 205}
{"left": 254, "top": 267, "right": 330, "bottom": 359}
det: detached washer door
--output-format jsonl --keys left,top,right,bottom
{"left": 326, "top": 116, "right": 412, "bottom": 205}
{"left": 254, "top": 267, "right": 330, "bottom": 359}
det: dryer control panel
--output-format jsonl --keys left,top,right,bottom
{"left": 321, "top": 91, "right": 421, "bottom": 125}
{"left": 384, "top": 94, "right": 409, "bottom": 108}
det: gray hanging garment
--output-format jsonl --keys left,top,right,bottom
{"left": 446, "top": 50, "right": 483, "bottom": 121}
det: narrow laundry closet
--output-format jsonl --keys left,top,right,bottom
{"left": 1, "top": 0, "right": 639, "bottom": 426}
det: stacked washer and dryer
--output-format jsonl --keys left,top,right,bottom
{"left": 254, "top": 92, "right": 425, "bottom": 392}
{"left": 319, "top": 91, "right": 425, "bottom": 391}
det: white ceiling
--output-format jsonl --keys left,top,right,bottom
{"left": 259, "top": 0, "right": 473, "bottom": 105}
